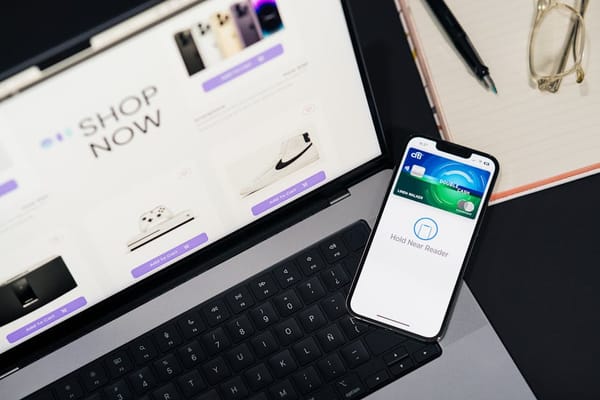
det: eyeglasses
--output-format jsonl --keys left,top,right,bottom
{"left": 528, "top": 0, "right": 588, "bottom": 93}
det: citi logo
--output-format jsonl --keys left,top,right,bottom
{"left": 410, "top": 151, "right": 423, "bottom": 160}
{"left": 40, "top": 128, "right": 75, "bottom": 149}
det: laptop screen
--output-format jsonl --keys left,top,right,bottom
{"left": 0, "top": 0, "right": 381, "bottom": 356}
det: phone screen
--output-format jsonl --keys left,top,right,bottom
{"left": 349, "top": 137, "right": 497, "bottom": 339}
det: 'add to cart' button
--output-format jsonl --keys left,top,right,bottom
{"left": 0, "top": 179, "right": 18, "bottom": 198}
{"left": 203, "top": 44, "right": 284, "bottom": 92}
{"left": 7, "top": 296, "right": 87, "bottom": 343}
{"left": 252, "top": 171, "right": 326, "bottom": 216}
{"left": 131, "top": 233, "right": 209, "bottom": 279}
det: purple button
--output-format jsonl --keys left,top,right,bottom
{"left": 0, "top": 179, "right": 18, "bottom": 198}
{"left": 7, "top": 296, "right": 87, "bottom": 343}
{"left": 131, "top": 232, "right": 209, "bottom": 278}
{"left": 203, "top": 44, "right": 284, "bottom": 92}
{"left": 252, "top": 171, "right": 326, "bottom": 216}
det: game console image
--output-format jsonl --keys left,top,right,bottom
{"left": 0, "top": 256, "right": 77, "bottom": 326}
{"left": 237, "top": 131, "right": 319, "bottom": 197}
{"left": 127, "top": 205, "right": 195, "bottom": 251}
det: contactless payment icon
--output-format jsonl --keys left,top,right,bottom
{"left": 413, "top": 217, "right": 438, "bottom": 241}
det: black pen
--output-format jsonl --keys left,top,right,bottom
{"left": 425, "top": 0, "right": 497, "bottom": 94}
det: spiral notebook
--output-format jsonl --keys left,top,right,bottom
{"left": 396, "top": 0, "right": 600, "bottom": 203}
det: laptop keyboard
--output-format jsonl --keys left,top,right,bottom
{"left": 25, "top": 221, "right": 441, "bottom": 400}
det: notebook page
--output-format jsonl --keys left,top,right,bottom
{"left": 404, "top": 0, "right": 600, "bottom": 202}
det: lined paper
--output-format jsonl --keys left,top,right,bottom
{"left": 401, "top": 0, "right": 600, "bottom": 202}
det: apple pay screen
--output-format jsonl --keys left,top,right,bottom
{"left": 0, "top": 0, "right": 381, "bottom": 353}
{"left": 351, "top": 141, "right": 495, "bottom": 338}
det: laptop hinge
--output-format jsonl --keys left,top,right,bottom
{"left": 0, "top": 367, "right": 19, "bottom": 380}
{"left": 328, "top": 189, "right": 351, "bottom": 206}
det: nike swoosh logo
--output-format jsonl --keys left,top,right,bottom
{"left": 275, "top": 143, "right": 313, "bottom": 170}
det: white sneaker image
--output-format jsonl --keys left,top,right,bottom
{"left": 240, "top": 132, "right": 319, "bottom": 197}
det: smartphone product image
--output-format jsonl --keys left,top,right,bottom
{"left": 174, "top": 29, "right": 205, "bottom": 76}
{"left": 231, "top": 1, "right": 262, "bottom": 47}
{"left": 251, "top": 0, "right": 283, "bottom": 36}
{"left": 210, "top": 11, "right": 244, "bottom": 58}
{"left": 193, "top": 21, "right": 223, "bottom": 68}
{"left": 348, "top": 136, "right": 498, "bottom": 340}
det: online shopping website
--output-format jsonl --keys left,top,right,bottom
{"left": 0, "top": 0, "right": 381, "bottom": 353}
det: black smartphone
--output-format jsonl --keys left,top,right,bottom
{"left": 348, "top": 136, "right": 498, "bottom": 341}
{"left": 174, "top": 29, "right": 205, "bottom": 76}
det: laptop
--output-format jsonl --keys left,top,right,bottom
{"left": 0, "top": 0, "right": 535, "bottom": 399}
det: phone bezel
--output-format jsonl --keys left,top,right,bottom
{"left": 346, "top": 135, "right": 499, "bottom": 342}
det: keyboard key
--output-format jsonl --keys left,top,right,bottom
{"left": 226, "top": 286, "right": 255, "bottom": 314}
{"left": 413, "top": 344, "right": 442, "bottom": 363}
{"left": 82, "top": 394, "right": 101, "bottom": 400}
{"left": 250, "top": 274, "right": 279, "bottom": 300}
{"left": 343, "top": 223, "right": 369, "bottom": 251}
{"left": 298, "top": 305, "right": 327, "bottom": 333}
{"left": 365, "top": 369, "right": 390, "bottom": 389}
{"left": 152, "top": 383, "right": 181, "bottom": 400}
{"left": 274, "top": 318, "right": 303, "bottom": 345}
{"left": 129, "top": 337, "right": 158, "bottom": 365}
{"left": 221, "top": 376, "right": 249, "bottom": 400}
{"left": 293, "top": 366, "right": 322, "bottom": 394}
{"left": 340, "top": 340, "right": 370, "bottom": 368}
{"left": 202, "top": 356, "right": 231, "bottom": 385}
{"left": 251, "top": 331, "right": 279, "bottom": 358}
{"left": 297, "top": 276, "right": 327, "bottom": 304}
{"left": 202, "top": 327, "right": 231, "bottom": 356}
{"left": 227, "top": 315, "right": 255, "bottom": 342}
{"left": 293, "top": 337, "right": 322, "bottom": 365}
{"left": 104, "top": 380, "right": 132, "bottom": 400}
{"left": 153, "top": 325, "right": 182, "bottom": 353}
{"left": 389, "top": 357, "right": 414, "bottom": 376}
{"left": 129, "top": 367, "right": 156, "bottom": 395}
{"left": 342, "top": 252, "right": 362, "bottom": 278}
{"left": 177, "top": 340, "right": 205, "bottom": 368}
{"left": 364, "top": 330, "right": 406, "bottom": 355}
{"left": 245, "top": 363, "right": 273, "bottom": 391}
{"left": 296, "top": 249, "right": 326, "bottom": 275}
{"left": 383, "top": 346, "right": 408, "bottom": 366}
{"left": 318, "top": 354, "right": 346, "bottom": 381}
{"left": 203, "top": 299, "right": 230, "bottom": 326}
{"left": 250, "top": 302, "right": 279, "bottom": 329}
{"left": 79, "top": 361, "right": 108, "bottom": 392}
{"left": 105, "top": 351, "right": 133, "bottom": 378}
{"left": 269, "top": 350, "right": 298, "bottom": 378}
{"left": 273, "top": 290, "right": 303, "bottom": 316}
{"left": 321, "top": 265, "right": 350, "bottom": 292}
{"left": 154, "top": 354, "right": 181, "bottom": 381}
{"left": 196, "top": 390, "right": 220, "bottom": 400}
{"left": 320, "top": 237, "right": 348, "bottom": 263}
{"left": 273, "top": 262, "right": 302, "bottom": 288}
{"left": 334, "top": 373, "right": 366, "bottom": 400}
{"left": 340, "top": 316, "right": 369, "bottom": 340}
{"left": 316, "top": 325, "right": 346, "bottom": 352}
{"left": 321, "top": 292, "right": 347, "bottom": 320}
{"left": 177, "top": 311, "right": 206, "bottom": 339}
{"left": 304, "top": 386, "right": 337, "bottom": 400}
{"left": 53, "top": 377, "right": 83, "bottom": 400}
{"left": 177, "top": 369, "right": 205, "bottom": 397}
{"left": 270, "top": 379, "right": 298, "bottom": 400}
{"left": 227, "top": 343, "right": 255, "bottom": 371}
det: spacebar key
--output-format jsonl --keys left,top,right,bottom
{"left": 364, "top": 330, "right": 407, "bottom": 355}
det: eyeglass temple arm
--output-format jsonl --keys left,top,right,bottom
{"left": 541, "top": 0, "right": 588, "bottom": 93}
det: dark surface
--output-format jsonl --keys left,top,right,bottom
{"left": 1, "top": 1, "right": 599, "bottom": 399}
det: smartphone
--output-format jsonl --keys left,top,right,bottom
{"left": 251, "top": 0, "right": 283, "bottom": 36}
{"left": 210, "top": 11, "right": 244, "bottom": 58}
{"left": 174, "top": 29, "right": 205, "bottom": 76}
{"left": 193, "top": 21, "right": 223, "bottom": 67}
{"left": 231, "top": 1, "right": 262, "bottom": 47}
{"left": 347, "top": 136, "right": 498, "bottom": 341}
